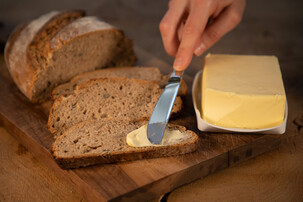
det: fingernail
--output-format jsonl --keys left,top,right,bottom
{"left": 173, "top": 58, "right": 184, "bottom": 70}
{"left": 194, "top": 43, "right": 206, "bottom": 56}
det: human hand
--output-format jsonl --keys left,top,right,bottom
{"left": 159, "top": 0, "right": 246, "bottom": 71}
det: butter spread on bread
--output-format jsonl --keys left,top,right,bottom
{"left": 126, "top": 124, "right": 185, "bottom": 147}
{"left": 51, "top": 121, "right": 198, "bottom": 169}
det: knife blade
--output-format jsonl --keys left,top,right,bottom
{"left": 147, "top": 70, "right": 184, "bottom": 144}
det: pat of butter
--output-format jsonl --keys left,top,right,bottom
{"left": 126, "top": 124, "right": 184, "bottom": 147}
{"left": 202, "top": 54, "right": 286, "bottom": 129}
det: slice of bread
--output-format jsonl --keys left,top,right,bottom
{"left": 5, "top": 10, "right": 137, "bottom": 103}
{"left": 51, "top": 67, "right": 188, "bottom": 100}
{"left": 51, "top": 120, "right": 199, "bottom": 169}
{"left": 47, "top": 77, "right": 183, "bottom": 136}
{"left": 28, "top": 10, "right": 86, "bottom": 72}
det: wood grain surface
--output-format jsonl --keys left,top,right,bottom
{"left": 0, "top": 45, "right": 283, "bottom": 201}
{"left": 0, "top": 0, "right": 302, "bottom": 201}
{"left": 0, "top": 127, "right": 85, "bottom": 202}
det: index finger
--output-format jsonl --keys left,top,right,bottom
{"left": 159, "top": 0, "right": 188, "bottom": 57}
{"left": 173, "top": 1, "right": 211, "bottom": 71}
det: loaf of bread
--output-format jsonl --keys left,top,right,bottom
{"left": 48, "top": 77, "right": 183, "bottom": 136}
{"left": 51, "top": 120, "right": 198, "bottom": 169}
{"left": 51, "top": 67, "right": 188, "bottom": 100}
{"left": 4, "top": 10, "right": 137, "bottom": 103}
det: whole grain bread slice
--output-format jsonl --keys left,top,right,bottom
{"left": 48, "top": 77, "right": 183, "bottom": 136}
{"left": 51, "top": 67, "right": 188, "bottom": 100}
{"left": 51, "top": 120, "right": 198, "bottom": 169}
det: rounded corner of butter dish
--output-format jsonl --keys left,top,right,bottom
{"left": 192, "top": 70, "right": 288, "bottom": 135}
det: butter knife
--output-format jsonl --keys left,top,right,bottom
{"left": 147, "top": 70, "right": 184, "bottom": 144}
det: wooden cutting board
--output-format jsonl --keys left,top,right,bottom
{"left": 0, "top": 47, "right": 282, "bottom": 202}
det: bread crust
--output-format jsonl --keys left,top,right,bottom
{"left": 49, "top": 16, "right": 114, "bottom": 50}
{"left": 51, "top": 67, "right": 188, "bottom": 100}
{"left": 5, "top": 11, "right": 136, "bottom": 103}
{"left": 4, "top": 23, "right": 28, "bottom": 68}
{"left": 5, "top": 10, "right": 85, "bottom": 102}
{"left": 51, "top": 67, "right": 161, "bottom": 99}
{"left": 47, "top": 77, "right": 161, "bottom": 134}
{"left": 5, "top": 11, "right": 59, "bottom": 99}
{"left": 75, "top": 77, "right": 160, "bottom": 92}
{"left": 47, "top": 77, "right": 183, "bottom": 135}
{"left": 48, "top": 16, "right": 137, "bottom": 70}
{"left": 28, "top": 10, "right": 85, "bottom": 68}
{"left": 51, "top": 121, "right": 199, "bottom": 169}
{"left": 28, "top": 11, "right": 86, "bottom": 102}
{"left": 30, "top": 10, "right": 85, "bottom": 55}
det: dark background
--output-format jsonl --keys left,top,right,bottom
{"left": 1, "top": 0, "right": 302, "bottom": 78}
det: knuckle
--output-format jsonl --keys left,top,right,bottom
{"left": 205, "top": 29, "right": 220, "bottom": 42}
{"left": 229, "top": 10, "right": 242, "bottom": 25}
{"left": 183, "top": 24, "right": 198, "bottom": 36}
{"left": 159, "top": 20, "right": 172, "bottom": 34}
{"left": 168, "top": 0, "right": 177, "bottom": 9}
{"left": 192, "top": 0, "right": 211, "bottom": 9}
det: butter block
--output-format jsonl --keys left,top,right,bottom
{"left": 126, "top": 124, "right": 184, "bottom": 147}
{"left": 201, "top": 54, "right": 286, "bottom": 129}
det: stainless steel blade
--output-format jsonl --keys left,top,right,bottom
{"left": 147, "top": 70, "right": 183, "bottom": 144}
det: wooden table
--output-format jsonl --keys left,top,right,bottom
{"left": 1, "top": 0, "right": 303, "bottom": 201}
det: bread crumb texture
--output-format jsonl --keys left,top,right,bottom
{"left": 48, "top": 78, "right": 183, "bottom": 136}
{"left": 51, "top": 121, "right": 198, "bottom": 168}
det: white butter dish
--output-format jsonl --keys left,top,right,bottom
{"left": 192, "top": 70, "right": 288, "bottom": 134}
